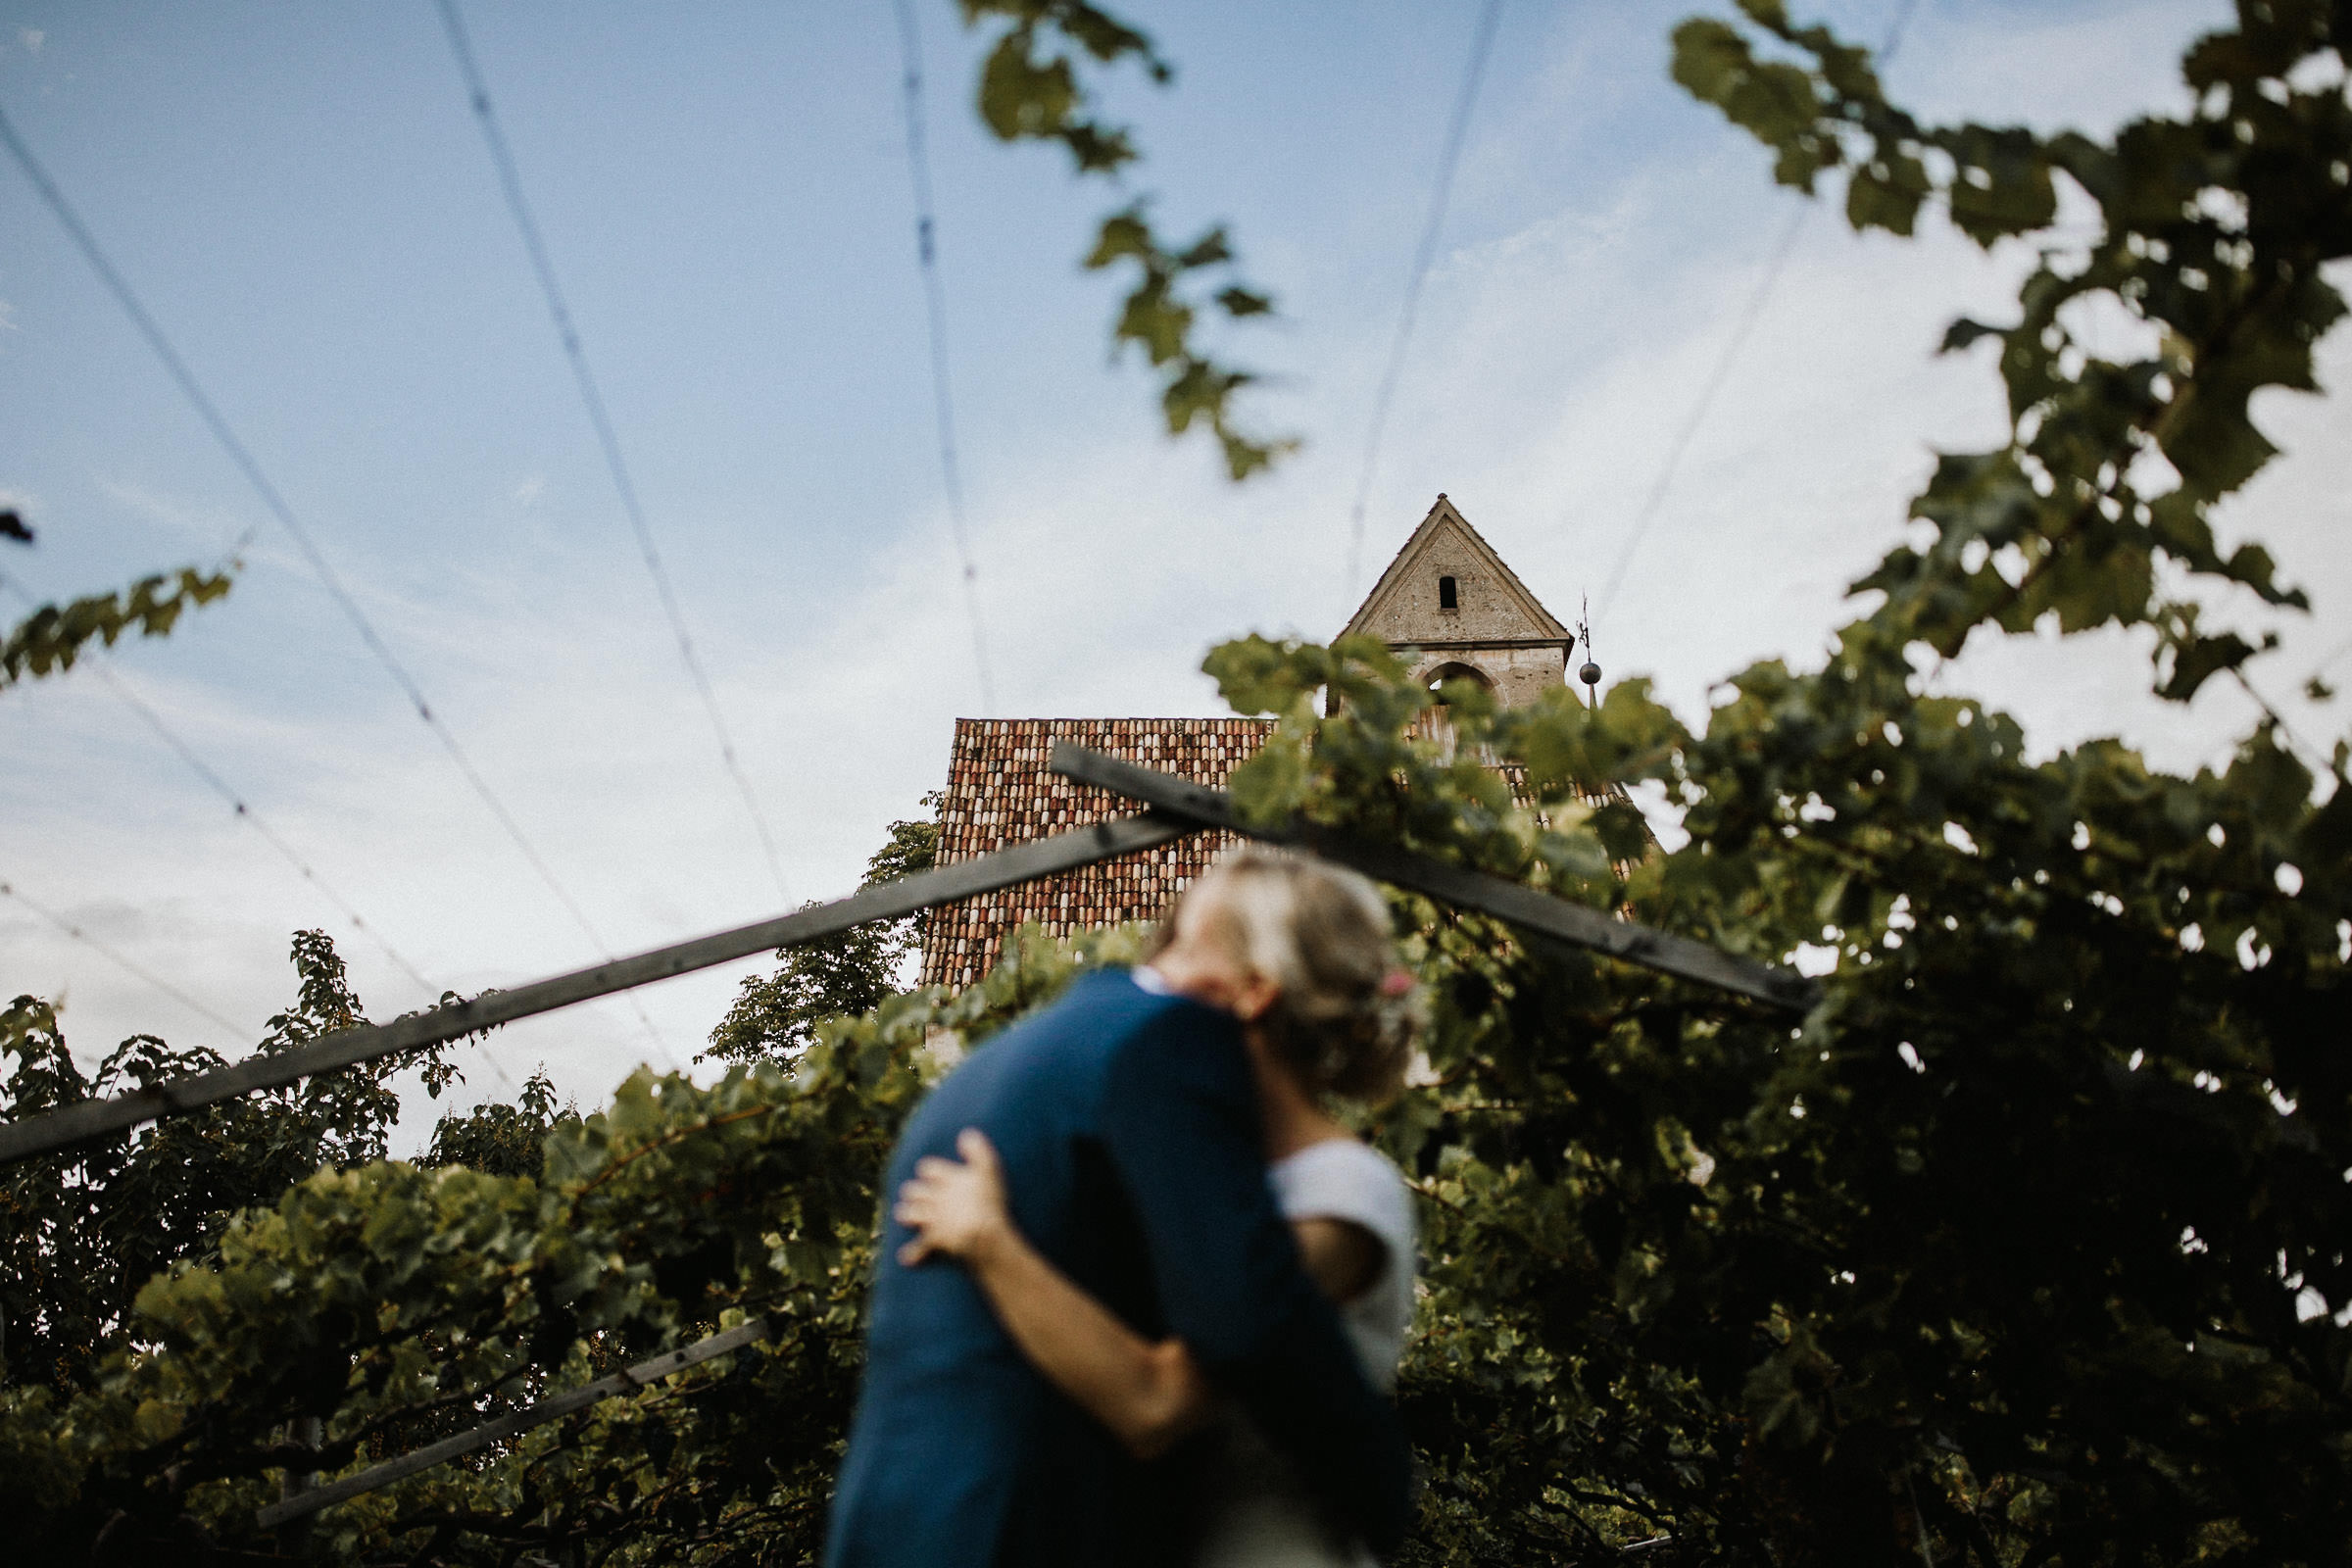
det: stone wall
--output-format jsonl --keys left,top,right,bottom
{"left": 1405, "top": 644, "right": 1567, "bottom": 709}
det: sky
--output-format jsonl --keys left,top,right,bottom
{"left": 2, "top": 0, "right": 2345, "bottom": 1140}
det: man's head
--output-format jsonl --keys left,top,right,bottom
{"left": 1149, "top": 848, "right": 1415, "bottom": 1102}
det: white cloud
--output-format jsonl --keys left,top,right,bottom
{"left": 19, "top": 27, "right": 42, "bottom": 55}
{"left": 94, "top": 477, "right": 257, "bottom": 556}
{"left": 3, "top": 0, "right": 2342, "bottom": 1156}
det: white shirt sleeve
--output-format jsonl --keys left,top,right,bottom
{"left": 1268, "top": 1140, "right": 1417, "bottom": 1389}
{"left": 1271, "top": 1141, "right": 1414, "bottom": 1262}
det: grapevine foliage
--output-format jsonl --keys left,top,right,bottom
{"left": 956, "top": 0, "right": 1293, "bottom": 478}
{"left": 1, "top": 926, "right": 1150, "bottom": 1565}
{"left": 0, "top": 3, "right": 2346, "bottom": 1564}
{"left": 0, "top": 565, "right": 233, "bottom": 690}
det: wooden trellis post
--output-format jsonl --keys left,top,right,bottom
{"left": 1, "top": 749, "right": 1810, "bottom": 1170}
{"left": 0, "top": 809, "right": 1192, "bottom": 1166}
{"left": 236, "top": 748, "right": 1814, "bottom": 1529}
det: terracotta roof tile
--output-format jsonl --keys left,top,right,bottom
{"left": 917, "top": 717, "right": 1275, "bottom": 989}
{"left": 916, "top": 713, "right": 1647, "bottom": 991}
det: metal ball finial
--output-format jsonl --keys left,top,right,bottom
{"left": 1579, "top": 660, "right": 1601, "bottom": 688}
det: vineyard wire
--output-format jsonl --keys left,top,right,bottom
{"left": 0, "top": 99, "right": 679, "bottom": 1067}
{"left": 889, "top": 0, "right": 1000, "bottom": 714}
{"left": 1344, "top": 0, "right": 1508, "bottom": 596}
{"left": 431, "top": 0, "right": 795, "bottom": 906}
{"left": 1592, "top": 0, "right": 1925, "bottom": 627}
{"left": 0, "top": 874, "right": 251, "bottom": 1043}
{"left": 1, "top": 573, "right": 447, "bottom": 1004}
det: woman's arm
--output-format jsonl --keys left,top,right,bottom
{"left": 895, "top": 1129, "right": 1214, "bottom": 1459}
{"left": 1291, "top": 1215, "right": 1386, "bottom": 1306}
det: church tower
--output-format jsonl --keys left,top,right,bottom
{"left": 919, "top": 493, "right": 1594, "bottom": 990}
{"left": 1342, "top": 494, "right": 1575, "bottom": 707}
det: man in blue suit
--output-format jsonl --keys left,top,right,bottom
{"left": 824, "top": 959, "right": 1412, "bottom": 1568}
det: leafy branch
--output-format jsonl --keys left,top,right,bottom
{"left": 0, "top": 566, "right": 233, "bottom": 690}
{"left": 1674, "top": 0, "right": 2347, "bottom": 709}
{"left": 958, "top": 0, "right": 1294, "bottom": 478}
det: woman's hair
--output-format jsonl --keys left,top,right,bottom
{"left": 1163, "top": 846, "right": 1419, "bottom": 1102}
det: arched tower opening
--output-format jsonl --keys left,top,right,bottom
{"left": 1422, "top": 661, "right": 1494, "bottom": 700}
{"left": 1341, "top": 494, "right": 1576, "bottom": 710}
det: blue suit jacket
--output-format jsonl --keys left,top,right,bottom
{"left": 825, "top": 970, "right": 1412, "bottom": 1568}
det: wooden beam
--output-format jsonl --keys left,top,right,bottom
{"left": 1049, "top": 744, "right": 1817, "bottom": 1012}
{"left": 228, "top": 750, "right": 1818, "bottom": 1529}
{"left": 0, "top": 810, "right": 1195, "bottom": 1166}
{"left": 255, "top": 1316, "right": 774, "bottom": 1530}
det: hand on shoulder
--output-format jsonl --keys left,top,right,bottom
{"left": 894, "top": 1128, "right": 1010, "bottom": 1267}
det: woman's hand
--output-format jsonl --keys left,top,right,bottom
{"left": 894, "top": 1127, "right": 1010, "bottom": 1267}
{"left": 893, "top": 1124, "right": 1213, "bottom": 1456}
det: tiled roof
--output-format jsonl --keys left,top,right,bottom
{"left": 916, "top": 713, "right": 1650, "bottom": 992}
{"left": 918, "top": 717, "right": 1275, "bottom": 990}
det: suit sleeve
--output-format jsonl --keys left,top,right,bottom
{"left": 1099, "top": 1004, "right": 1413, "bottom": 1554}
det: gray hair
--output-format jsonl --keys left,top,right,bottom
{"left": 1171, "top": 846, "right": 1417, "bottom": 1102}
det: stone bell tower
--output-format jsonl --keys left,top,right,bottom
{"left": 919, "top": 495, "right": 1606, "bottom": 990}
{"left": 1341, "top": 494, "right": 1576, "bottom": 707}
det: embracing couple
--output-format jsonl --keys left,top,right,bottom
{"left": 825, "top": 848, "right": 1421, "bottom": 1568}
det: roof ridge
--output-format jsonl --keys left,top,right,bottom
{"left": 1342, "top": 494, "right": 1567, "bottom": 641}
{"left": 1346, "top": 493, "right": 1453, "bottom": 628}
{"left": 1466, "top": 520, "right": 1570, "bottom": 642}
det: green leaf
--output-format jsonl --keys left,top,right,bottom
{"left": 1844, "top": 154, "right": 1927, "bottom": 235}
{"left": 2, "top": 565, "right": 235, "bottom": 690}
{"left": 1937, "top": 317, "right": 2004, "bottom": 354}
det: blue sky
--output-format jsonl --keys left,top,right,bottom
{"left": 3, "top": 0, "right": 2344, "bottom": 1127}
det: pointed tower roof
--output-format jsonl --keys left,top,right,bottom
{"left": 1343, "top": 494, "right": 1570, "bottom": 645}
